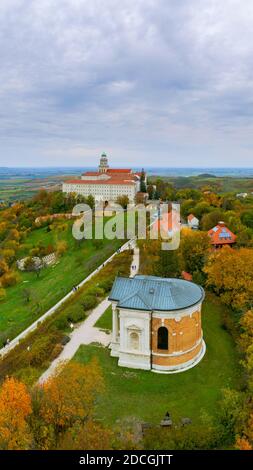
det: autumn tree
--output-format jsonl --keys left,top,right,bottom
{"left": 204, "top": 247, "right": 253, "bottom": 310}
{"left": 32, "top": 359, "right": 104, "bottom": 449}
{"left": 0, "top": 259, "right": 9, "bottom": 277}
{"left": 201, "top": 210, "right": 227, "bottom": 230}
{"left": 56, "top": 240, "right": 68, "bottom": 256}
{"left": 0, "top": 377, "right": 32, "bottom": 450}
{"left": 57, "top": 420, "right": 113, "bottom": 450}
{"left": 116, "top": 195, "right": 129, "bottom": 209}
{"left": 179, "top": 229, "right": 210, "bottom": 280}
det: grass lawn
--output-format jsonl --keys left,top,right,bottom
{"left": 74, "top": 295, "right": 240, "bottom": 426}
{"left": 0, "top": 220, "right": 124, "bottom": 345}
{"left": 95, "top": 305, "right": 112, "bottom": 331}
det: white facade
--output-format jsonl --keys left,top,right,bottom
{"left": 62, "top": 181, "right": 137, "bottom": 202}
{"left": 188, "top": 215, "right": 199, "bottom": 229}
{"left": 110, "top": 302, "right": 151, "bottom": 370}
{"left": 110, "top": 300, "right": 205, "bottom": 373}
{"left": 62, "top": 153, "right": 144, "bottom": 202}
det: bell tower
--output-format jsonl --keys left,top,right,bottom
{"left": 99, "top": 152, "right": 109, "bottom": 173}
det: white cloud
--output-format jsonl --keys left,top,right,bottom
{"left": 0, "top": 0, "right": 253, "bottom": 166}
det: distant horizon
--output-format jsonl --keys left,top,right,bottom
{"left": 1, "top": 165, "right": 253, "bottom": 170}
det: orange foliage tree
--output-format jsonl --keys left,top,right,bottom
{"left": 0, "top": 377, "right": 32, "bottom": 450}
{"left": 32, "top": 359, "right": 104, "bottom": 449}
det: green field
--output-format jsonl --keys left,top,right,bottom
{"left": 74, "top": 295, "right": 240, "bottom": 426}
{"left": 0, "top": 220, "right": 124, "bottom": 345}
{"left": 148, "top": 174, "right": 253, "bottom": 194}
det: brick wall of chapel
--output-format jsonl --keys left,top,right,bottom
{"left": 151, "top": 310, "right": 202, "bottom": 367}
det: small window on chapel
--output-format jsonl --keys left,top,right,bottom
{"left": 157, "top": 327, "right": 168, "bottom": 350}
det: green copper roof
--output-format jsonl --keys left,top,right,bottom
{"left": 109, "top": 275, "right": 205, "bottom": 312}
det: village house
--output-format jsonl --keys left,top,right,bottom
{"left": 187, "top": 213, "right": 199, "bottom": 229}
{"left": 208, "top": 221, "right": 236, "bottom": 248}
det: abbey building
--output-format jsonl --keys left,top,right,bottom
{"left": 62, "top": 153, "right": 146, "bottom": 202}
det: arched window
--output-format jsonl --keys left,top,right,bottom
{"left": 157, "top": 327, "right": 168, "bottom": 350}
{"left": 129, "top": 331, "right": 140, "bottom": 350}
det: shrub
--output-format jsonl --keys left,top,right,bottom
{"left": 0, "top": 271, "right": 19, "bottom": 287}
{"left": 54, "top": 315, "right": 69, "bottom": 331}
{"left": 56, "top": 240, "right": 68, "bottom": 256}
{"left": 27, "top": 332, "right": 63, "bottom": 367}
{"left": 98, "top": 277, "right": 115, "bottom": 292}
{"left": 86, "top": 286, "right": 105, "bottom": 298}
{"left": 81, "top": 295, "right": 98, "bottom": 311}
{"left": 50, "top": 343, "right": 63, "bottom": 361}
{"left": 66, "top": 307, "right": 87, "bottom": 323}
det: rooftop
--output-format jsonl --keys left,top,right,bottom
{"left": 109, "top": 275, "right": 205, "bottom": 312}
{"left": 208, "top": 222, "right": 236, "bottom": 245}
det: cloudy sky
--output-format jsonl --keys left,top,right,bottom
{"left": 1, "top": 0, "right": 253, "bottom": 168}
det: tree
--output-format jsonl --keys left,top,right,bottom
{"left": 155, "top": 249, "right": 181, "bottom": 278}
{"left": 147, "top": 184, "right": 154, "bottom": 200}
{"left": 204, "top": 247, "right": 253, "bottom": 310}
{"left": 23, "top": 256, "right": 43, "bottom": 278}
{"left": 56, "top": 240, "right": 68, "bottom": 256}
{"left": 0, "top": 270, "right": 19, "bottom": 287}
{"left": 201, "top": 210, "right": 227, "bottom": 230}
{"left": 0, "top": 259, "right": 9, "bottom": 277}
{"left": 86, "top": 194, "right": 95, "bottom": 210}
{"left": 116, "top": 195, "right": 129, "bottom": 209}
{"left": 140, "top": 168, "right": 147, "bottom": 193}
{"left": 179, "top": 229, "right": 210, "bottom": 279}
{"left": 57, "top": 420, "right": 113, "bottom": 450}
{"left": 241, "top": 211, "right": 253, "bottom": 229}
{"left": 33, "top": 360, "right": 104, "bottom": 449}
{"left": 0, "top": 377, "right": 32, "bottom": 450}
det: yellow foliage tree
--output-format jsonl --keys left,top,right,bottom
{"left": 35, "top": 359, "right": 104, "bottom": 448}
{"left": 204, "top": 247, "right": 253, "bottom": 310}
{"left": 0, "top": 377, "right": 32, "bottom": 450}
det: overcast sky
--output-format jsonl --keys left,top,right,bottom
{"left": 0, "top": 0, "right": 253, "bottom": 168}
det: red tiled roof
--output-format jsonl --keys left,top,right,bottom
{"left": 107, "top": 169, "right": 132, "bottom": 173}
{"left": 208, "top": 222, "right": 236, "bottom": 245}
{"left": 81, "top": 171, "right": 99, "bottom": 176}
{"left": 182, "top": 271, "right": 193, "bottom": 281}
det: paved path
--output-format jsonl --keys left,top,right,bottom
{"left": 38, "top": 298, "right": 111, "bottom": 384}
{"left": 130, "top": 244, "right": 140, "bottom": 277}
{"left": 38, "top": 241, "right": 141, "bottom": 384}
{"left": 0, "top": 239, "right": 132, "bottom": 359}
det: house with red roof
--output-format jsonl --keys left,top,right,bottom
{"left": 208, "top": 221, "right": 236, "bottom": 248}
{"left": 62, "top": 153, "right": 146, "bottom": 203}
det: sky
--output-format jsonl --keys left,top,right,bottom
{"left": 0, "top": 0, "right": 253, "bottom": 168}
